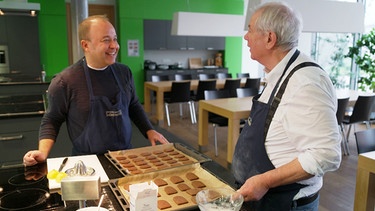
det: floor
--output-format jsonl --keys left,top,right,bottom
{"left": 145, "top": 103, "right": 374, "bottom": 211}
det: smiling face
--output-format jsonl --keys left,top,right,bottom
{"left": 81, "top": 19, "right": 119, "bottom": 69}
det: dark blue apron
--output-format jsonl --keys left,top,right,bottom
{"left": 232, "top": 50, "right": 321, "bottom": 210}
{"left": 71, "top": 60, "right": 132, "bottom": 155}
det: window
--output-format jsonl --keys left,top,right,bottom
{"left": 312, "top": 0, "right": 375, "bottom": 90}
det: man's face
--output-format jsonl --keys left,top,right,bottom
{"left": 243, "top": 11, "right": 268, "bottom": 63}
{"left": 83, "top": 20, "right": 119, "bottom": 68}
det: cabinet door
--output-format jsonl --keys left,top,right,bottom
{"left": 205, "top": 37, "right": 225, "bottom": 50}
{"left": 144, "top": 20, "right": 167, "bottom": 50}
{"left": 186, "top": 37, "right": 206, "bottom": 50}
{"left": 166, "top": 21, "right": 187, "bottom": 50}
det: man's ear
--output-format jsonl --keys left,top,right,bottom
{"left": 81, "top": 40, "right": 89, "bottom": 52}
{"left": 266, "top": 31, "right": 277, "bottom": 49}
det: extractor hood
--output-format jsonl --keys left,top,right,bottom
{"left": 0, "top": 0, "right": 40, "bottom": 16}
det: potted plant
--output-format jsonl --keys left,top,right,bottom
{"left": 345, "top": 28, "right": 375, "bottom": 92}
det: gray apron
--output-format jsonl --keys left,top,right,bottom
{"left": 71, "top": 60, "right": 132, "bottom": 155}
{"left": 232, "top": 50, "right": 321, "bottom": 210}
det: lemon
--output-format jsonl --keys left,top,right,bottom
{"left": 55, "top": 172, "right": 67, "bottom": 183}
{"left": 47, "top": 169, "right": 59, "bottom": 179}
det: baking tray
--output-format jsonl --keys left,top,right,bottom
{"left": 105, "top": 143, "right": 211, "bottom": 176}
{"left": 108, "top": 163, "right": 235, "bottom": 211}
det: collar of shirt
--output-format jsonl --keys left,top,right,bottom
{"left": 260, "top": 48, "right": 297, "bottom": 102}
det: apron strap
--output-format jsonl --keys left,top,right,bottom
{"left": 264, "top": 62, "right": 322, "bottom": 140}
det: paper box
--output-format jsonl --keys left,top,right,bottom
{"left": 129, "top": 181, "right": 158, "bottom": 211}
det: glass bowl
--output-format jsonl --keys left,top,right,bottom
{"left": 196, "top": 188, "right": 244, "bottom": 211}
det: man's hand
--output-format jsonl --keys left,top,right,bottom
{"left": 237, "top": 174, "right": 270, "bottom": 201}
{"left": 146, "top": 130, "right": 169, "bottom": 145}
{"left": 23, "top": 150, "right": 47, "bottom": 166}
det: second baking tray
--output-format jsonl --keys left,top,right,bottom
{"left": 108, "top": 163, "right": 235, "bottom": 211}
{"left": 105, "top": 143, "right": 211, "bottom": 176}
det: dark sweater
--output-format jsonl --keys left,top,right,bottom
{"left": 39, "top": 59, "right": 153, "bottom": 146}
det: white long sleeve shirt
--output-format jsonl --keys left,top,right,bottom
{"left": 259, "top": 49, "right": 342, "bottom": 199}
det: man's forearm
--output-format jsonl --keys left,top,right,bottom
{"left": 262, "top": 158, "right": 313, "bottom": 189}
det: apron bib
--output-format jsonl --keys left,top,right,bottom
{"left": 72, "top": 60, "right": 132, "bottom": 155}
{"left": 232, "top": 50, "right": 322, "bottom": 210}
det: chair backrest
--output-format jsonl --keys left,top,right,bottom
{"left": 336, "top": 97, "right": 349, "bottom": 124}
{"left": 204, "top": 89, "right": 230, "bottom": 100}
{"left": 151, "top": 75, "right": 169, "bottom": 82}
{"left": 349, "top": 95, "right": 375, "bottom": 123}
{"left": 244, "top": 78, "right": 261, "bottom": 90}
{"left": 236, "top": 87, "right": 258, "bottom": 98}
{"left": 198, "top": 73, "right": 216, "bottom": 80}
{"left": 169, "top": 81, "right": 191, "bottom": 103}
{"left": 195, "top": 80, "right": 217, "bottom": 101}
{"left": 216, "top": 73, "right": 232, "bottom": 79}
{"left": 236, "top": 73, "right": 250, "bottom": 78}
{"left": 223, "top": 79, "right": 241, "bottom": 97}
{"left": 355, "top": 129, "right": 375, "bottom": 154}
{"left": 175, "top": 74, "right": 192, "bottom": 81}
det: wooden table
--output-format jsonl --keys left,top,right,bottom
{"left": 143, "top": 79, "right": 247, "bottom": 124}
{"left": 198, "top": 97, "right": 253, "bottom": 164}
{"left": 354, "top": 151, "right": 375, "bottom": 211}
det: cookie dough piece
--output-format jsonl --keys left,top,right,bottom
{"left": 139, "top": 164, "right": 151, "bottom": 169}
{"left": 135, "top": 160, "right": 147, "bottom": 166}
{"left": 118, "top": 159, "right": 131, "bottom": 164}
{"left": 157, "top": 153, "right": 168, "bottom": 158}
{"left": 169, "top": 151, "right": 179, "bottom": 155}
{"left": 164, "top": 186, "right": 178, "bottom": 195}
{"left": 141, "top": 152, "right": 151, "bottom": 157}
{"left": 177, "top": 183, "right": 191, "bottom": 191}
{"left": 153, "top": 150, "right": 164, "bottom": 155}
{"left": 170, "top": 175, "right": 184, "bottom": 184}
{"left": 186, "top": 188, "right": 201, "bottom": 196}
{"left": 154, "top": 178, "right": 168, "bottom": 187}
{"left": 167, "top": 160, "right": 177, "bottom": 164}
{"left": 164, "top": 148, "right": 174, "bottom": 152}
{"left": 132, "top": 157, "right": 144, "bottom": 162}
{"left": 186, "top": 172, "right": 199, "bottom": 181}
{"left": 158, "top": 200, "right": 172, "bottom": 210}
{"left": 173, "top": 196, "right": 188, "bottom": 205}
{"left": 115, "top": 156, "right": 127, "bottom": 160}
{"left": 128, "top": 154, "right": 137, "bottom": 159}
{"left": 192, "top": 181, "right": 206, "bottom": 188}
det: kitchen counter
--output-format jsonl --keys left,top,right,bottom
{"left": 0, "top": 153, "right": 236, "bottom": 211}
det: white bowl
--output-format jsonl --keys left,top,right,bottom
{"left": 76, "top": 207, "right": 108, "bottom": 211}
{"left": 196, "top": 188, "right": 244, "bottom": 211}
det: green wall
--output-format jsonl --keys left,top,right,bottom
{"left": 117, "top": 0, "right": 244, "bottom": 101}
{"left": 14, "top": 0, "right": 243, "bottom": 102}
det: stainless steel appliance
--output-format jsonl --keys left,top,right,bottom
{"left": 0, "top": 45, "right": 10, "bottom": 74}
